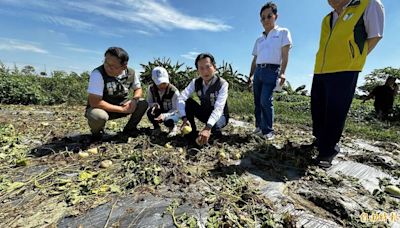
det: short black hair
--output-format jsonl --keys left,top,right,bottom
{"left": 104, "top": 47, "right": 129, "bottom": 65}
{"left": 260, "top": 2, "right": 278, "bottom": 17}
{"left": 195, "top": 53, "right": 216, "bottom": 69}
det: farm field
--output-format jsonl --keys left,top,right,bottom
{"left": 1, "top": 104, "right": 399, "bottom": 227}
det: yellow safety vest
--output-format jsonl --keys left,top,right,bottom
{"left": 314, "top": 0, "right": 369, "bottom": 74}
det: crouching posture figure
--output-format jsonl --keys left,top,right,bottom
{"left": 146, "top": 66, "right": 180, "bottom": 137}
{"left": 178, "top": 53, "right": 229, "bottom": 145}
{"left": 85, "top": 47, "right": 148, "bottom": 140}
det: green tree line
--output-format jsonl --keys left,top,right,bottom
{"left": 0, "top": 60, "right": 398, "bottom": 105}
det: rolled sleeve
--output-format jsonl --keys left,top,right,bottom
{"left": 87, "top": 70, "right": 104, "bottom": 96}
{"left": 364, "top": 0, "right": 385, "bottom": 39}
{"left": 207, "top": 81, "right": 229, "bottom": 127}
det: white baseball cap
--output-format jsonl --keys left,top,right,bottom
{"left": 151, "top": 66, "right": 169, "bottom": 85}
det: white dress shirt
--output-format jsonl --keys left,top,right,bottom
{"left": 178, "top": 76, "right": 229, "bottom": 127}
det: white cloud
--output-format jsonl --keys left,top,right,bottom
{"left": 128, "top": 0, "right": 232, "bottom": 31}
{"left": 40, "top": 15, "right": 94, "bottom": 30}
{"left": 181, "top": 51, "right": 201, "bottom": 60}
{"left": 0, "top": 38, "right": 48, "bottom": 54}
{"left": 0, "top": 0, "right": 233, "bottom": 41}
{"left": 65, "top": 47, "right": 102, "bottom": 55}
{"left": 58, "top": 42, "right": 102, "bottom": 55}
{"left": 0, "top": 0, "right": 58, "bottom": 11}
{"left": 136, "top": 30, "right": 153, "bottom": 36}
{"left": 5, "top": 0, "right": 232, "bottom": 32}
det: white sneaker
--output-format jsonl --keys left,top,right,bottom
{"left": 264, "top": 132, "right": 275, "bottom": 140}
{"left": 167, "top": 126, "right": 178, "bottom": 138}
{"left": 252, "top": 127, "right": 262, "bottom": 134}
{"left": 255, "top": 131, "right": 264, "bottom": 137}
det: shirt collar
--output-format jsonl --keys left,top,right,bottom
{"left": 115, "top": 70, "right": 126, "bottom": 79}
{"left": 333, "top": 0, "right": 353, "bottom": 15}
{"left": 262, "top": 25, "right": 279, "bottom": 36}
{"left": 344, "top": 0, "right": 352, "bottom": 8}
{"left": 203, "top": 74, "right": 217, "bottom": 87}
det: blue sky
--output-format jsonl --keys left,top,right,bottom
{"left": 0, "top": 0, "right": 398, "bottom": 90}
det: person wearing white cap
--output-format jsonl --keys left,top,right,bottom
{"left": 146, "top": 66, "right": 180, "bottom": 137}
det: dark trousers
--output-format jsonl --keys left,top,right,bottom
{"left": 185, "top": 98, "right": 227, "bottom": 136}
{"left": 253, "top": 65, "right": 279, "bottom": 134}
{"left": 146, "top": 108, "right": 174, "bottom": 128}
{"left": 311, "top": 71, "right": 359, "bottom": 158}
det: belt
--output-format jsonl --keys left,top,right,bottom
{"left": 257, "top": 63, "right": 280, "bottom": 68}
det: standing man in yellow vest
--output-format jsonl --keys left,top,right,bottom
{"left": 312, "top": 0, "right": 384, "bottom": 168}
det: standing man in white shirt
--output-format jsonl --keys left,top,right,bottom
{"left": 312, "top": 0, "right": 384, "bottom": 168}
{"left": 178, "top": 53, "right": 229, "bottom": 145}
{"left": 85, "top": 47, "right": 148, "bottom": 140}
{"left": 248, "top": 2, "right": 292, "bottom": 140}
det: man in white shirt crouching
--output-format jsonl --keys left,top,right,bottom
{"left": 178, "top": 53, "right": 229, "bottom": 146}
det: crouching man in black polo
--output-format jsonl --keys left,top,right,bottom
{"left": 178, "top": 53, "right": 229, "bottom": 145}
{"left": 85, "top": 47, "right": 148, "bottom": 140}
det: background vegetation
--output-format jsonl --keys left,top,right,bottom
{"left": 0, "top": 62, "right": 89, "bottom": 105}
{"left": 0, "top": 59, "right": 399, "bottom": 141}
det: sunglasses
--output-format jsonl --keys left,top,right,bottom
{"left": 261, "top": 13, "right": 274, "bottom": 21}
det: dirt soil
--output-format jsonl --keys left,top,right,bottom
{"left": 0, "top": 104, "right": 399, "bottom": 228}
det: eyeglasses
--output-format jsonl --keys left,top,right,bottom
{"left": 261, "top": 13, "right": 274, "bottom": 21}
{"left": 103, "top": 59, "right": 123, "bottom": 71}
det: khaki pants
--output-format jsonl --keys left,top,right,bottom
{"left": 85, "top": 100, "right": 148, "bottom": 134}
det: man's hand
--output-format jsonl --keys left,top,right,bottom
{"left": 279, "top": 73, "right": 286, "bottom": 86}
{"left": 247, "top": 75, "right": 254, "bottom": 91}
{"left": 198, "top": 127, "right": 211, "bottom": 145}
{"left": 121, "top": 100, "right": 136, "bottom": 114}
{"left": 155, "top": 114, "right": 165, "bottom": 123}
{"left": 180, "top": 118, "right": 190, "bottom": 131}
{"left": 150, "top": 103, "right": 160, "bottom": 115}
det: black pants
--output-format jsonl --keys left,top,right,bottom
{"left": 185, "top": 98, "right": 227, "bottom": 137}
{"left": 146, "top": 108, "right": 174, "bottom": 128}
{"left": 374, "top": 101, "right": 393, "bottom": 118}
{"left": 311, "top": 71, "right": 359, "bottom": 158}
